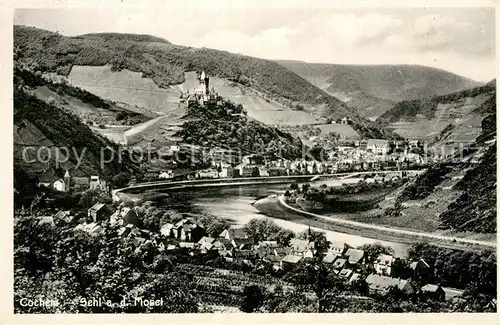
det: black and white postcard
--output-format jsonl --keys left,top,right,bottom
{"left": 2, "top": 0, "right": 498, "bottom": 323}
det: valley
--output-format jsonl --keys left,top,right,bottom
{"left": 278, "top": 60, "right": 482, "bottom": 121}
{"left": 12, "top": 20, "right": 497, "bottom": 315}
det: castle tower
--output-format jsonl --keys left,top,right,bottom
{"left": 64, "top": 170, "right": 70, "bottom": 192}
{"left": 200, "top": 71, "right": 210, "bottom": 95}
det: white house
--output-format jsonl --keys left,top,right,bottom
{"left": 53, "top": 179, "right": 66, "bottom": 192}
{"left": 374, "top": 254, "right": 397, "bottom": 276}
{"left": 159, "top": 170, "right": 174, "bottom": 179}
{"left": 366, "top": 139, "right": 389, "bottom": 155}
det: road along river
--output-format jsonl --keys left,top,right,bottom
{"left": 138, "top": 182, "right": 411, "bottom": 257}
{"left": 115, "top": 175, "right": 495, "bottom": 258}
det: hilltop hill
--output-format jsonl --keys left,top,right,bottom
{"left": 80, "top": 32, "right": 171, "bottom": 44}
{"left": 278, "top": 60, "right": 481, "bottom": 120}
{"left": 14, "top": 25, "right": 393, "bottom": 139}
{"left": 174, "top": 99, "right": 305, "bottom": 160}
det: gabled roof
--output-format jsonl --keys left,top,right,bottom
{"left": 263, "top": 255, "right": 283, "bottom": 263}
{"left": 213, "top": 238, "right": 233, "bottom": 250}
{"left": 282, "top": 255, "right": 303, "bottom": 264}
{"left": 366, "top": 274, "right": 399, "bottom": 290}
{"left": 179, "top": 242, "right": 198, "bottom": 249}
{"left": 73, "top": 177, "right": 90, "bottom": 185}
{"left": 198, "top": 236, "right": 216, "bottom": 245}
{"left": 233, "top": 237, "right": 254, "bottom": 248}
{"left": 89, "top": 203, "right": 107, "bottom": 213}
{"left": 53, "top": 210, "right": 71, "bottom": 222}
{"left": 345, "top": 249, "right": 365, "bottom": 264}
{"left": 323, "top": 253, "right": 340, "bottom": 264}
{"left": 274, "top": 247, "right": 293, "bottom": 256}
{"left": 219, "top": 228, "right": 248, "bottom": 240}
{"left": 410, "top": 259, "right": 430, "bottom": 270}
{"left": 421, "top": 284, "right": 443, "bottom": 293}
{"left": 258, "top": 240, "right": 279, "bottom": 248}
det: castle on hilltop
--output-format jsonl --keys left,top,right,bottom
{"left": 180, "top": 71, "right": 220, "bottom": 108}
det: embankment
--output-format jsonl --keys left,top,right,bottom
{"left": 277, "top": 195, "right": 496, "bottom": 252}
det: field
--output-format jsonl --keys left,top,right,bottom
{"left": 69, "top": 65, "right": 183, "bottom": 115}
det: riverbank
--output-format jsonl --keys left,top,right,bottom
{"left": 255, "top": 195, "right": 495, "bottom": 252}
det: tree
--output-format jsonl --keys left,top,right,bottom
{"left": 240, "top": 285, "right": 265, "bottom": 313}
{"left": 77, "top": 189, "right": 112, "bottom": 210}
{"left": 357, "top": 243, "right": 395, "bottom": 263}
{"left": 274, "top": 229, "right": 295, "bottom": 247}
{"left": 243, "top": 218, "right": 283, "bottom": 243}
{"left": 298, "top": 229, "right": 330, "bottom": 256}
{"left": 111, "top": 172, "right": 131, "bottom": 188}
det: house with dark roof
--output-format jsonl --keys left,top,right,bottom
{"left": 322, "top": 253, "right": 341, "bottom": 264}
{"left": 258, "top": 240, "right": 280, "bottom": 248}
{"left": 410, "top": 259, "right": 431, "bottom": 279}
{"left": 421, "top": 284, "right": 445, "bottom": 301}
{"left": 53, "top": 210, "right": 72, "bottom": 225}
{"left": 344, "top": 249, "right": 366, "bottom": 267}
{"left": 180, "top": 223, "right": 205, "bottom": 242}
{"left": 110, "top": 207, "right": 140, "bottom": 227}
{"left": 88, "top": 203, "right": 112, "bottom": 223}
{"left": 263, "top": 254, "right": 284, "bottom": 266}
{"left": 273, "top": 246, "right": 293, "bottom": 257}
{"left": 73, "top": 177, "right": 90, "bottom": 191}
{"left": 365, "top": 274, "right": 414, "bottom": 296}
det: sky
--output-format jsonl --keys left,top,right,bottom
{"left": 14, "top": 6, "right": 496, "bottom": 82}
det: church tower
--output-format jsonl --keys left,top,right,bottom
{"left": 64, "top": 170, "right": 70, "bottom": 192}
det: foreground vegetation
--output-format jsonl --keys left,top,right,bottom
{"left": 14, "top": 207, "right": 496, "bottom": 313}
{"left": 175, "top": 99, "right": 305, "bottom": 160}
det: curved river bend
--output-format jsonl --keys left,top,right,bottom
{"left": 153, "top": 182, "right": 410, "bottom": 257}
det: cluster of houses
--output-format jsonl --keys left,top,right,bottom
{"left": 38, "top": 201, "right": 462, "bottom": 302}
{"left": 164, "top": 139, "right": 428, "bottom": 181}
{"left": 37, "top": 170, "right": 109, "bottom": 193}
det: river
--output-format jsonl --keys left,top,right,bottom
{"left": 153, "top": 182, "right": 410, "bottom": 257}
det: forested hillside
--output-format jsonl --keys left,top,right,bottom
{"left": 375, "top": 82, "right": 495, "bottom": 127}
{"left": 278, "top": 60, "right": 481, "bottom": 120}
{"left": 14, "top": 25, "right": 394, "bottom": 139}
